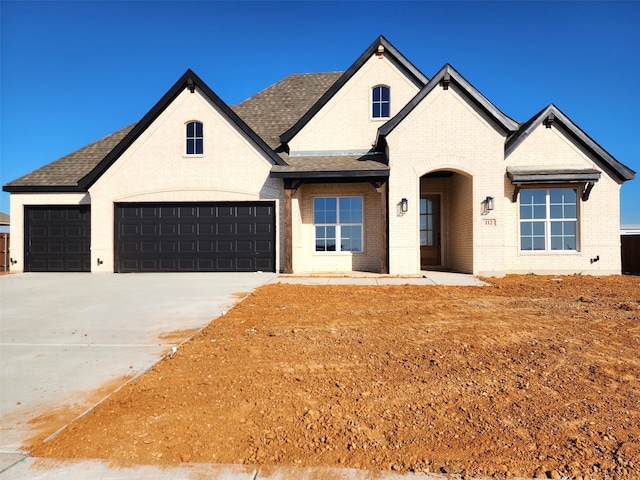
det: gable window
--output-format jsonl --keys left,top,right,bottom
{"left": 186, "top": 121, "right": 203, "bottom": 155}
{"left": 520, "top": 188, "right": 578, "bottom": 251}
{"left": 314, "top": 197, "right": 363, "bottom": 252}
{"left": 372, "top": 85, "right": 390, "bottom": 118}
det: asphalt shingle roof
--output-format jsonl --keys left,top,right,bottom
{"left": 5, "top": 124, "right": 136, "bottom": 188}
{"left": 231, "top": 72, "right": 343, "bottom": 149}
{"left": 0, "top": 212, "right": 9, "bottom": 225}
{"left": 271, "top": 153, "right": 389, "bottom": 178}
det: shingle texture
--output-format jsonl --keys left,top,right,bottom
{"left": 0, "top": 212, "right": 9, "bottom": 225}
{"left": 231, "top": 72, "right": 342, "bottom": 149}
{"left": 273, "top": 154, "right": 388, "bottom": 174}
{"left": 5, "top": 124, "right": 136, "bottom": 188}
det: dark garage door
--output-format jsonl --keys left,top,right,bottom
{"left": 115, "top": 202, "right": 275, "bottom": 273}
{"left": 25, "top": 206, "right": 91, "bottom": 272}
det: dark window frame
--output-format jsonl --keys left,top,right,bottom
{"left": 186, "top": 121, "right": 203, "bottom": 155}
{"left": 372, "top": 85, "right": 390, "bottom": 119}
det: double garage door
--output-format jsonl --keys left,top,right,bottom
{"left": 24, "top": 202, "right": 275, "bottom": 273}
{"left": 115, "top": 202, "right": 275, "bottom": 273}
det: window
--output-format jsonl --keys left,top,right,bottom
{"left": 186, "top": 121, "right": 203, "bottom": 155}
{"left": 520, "top": 188, "right": 578, "bottom": 251}
{"left": 314, "top": 197, "right": 363, "bottom": 252}
{"left": 372, "top": 85, "right": 390, "bottom": 118}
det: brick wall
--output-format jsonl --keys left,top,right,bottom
{"left": 293, "top": 182, "right": 383, "bottom": 273}
{"left": 504, "top": 123, "right": 623, "bottom": 274}
{"left": 289, "top": 55, "right": 420, "bottom": 154}
{"left": 89, "top": 88, "right": 282, "bottom": 273}
{"left": 386, "top": 84, "right": 507, "bottom": 275}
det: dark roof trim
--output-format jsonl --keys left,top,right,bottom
{"left": 3, "top": 185, "right": 85, "bottom": 193}
{"left": 506, "top": 104, "right": 635, "bottom": 183}
{"left": 270, "top": 169, "right": 390, "bottom": 179}
{"left": 78, "top": 69, "right": 285, "bottom": 190}
{"left": 375, "top": 64, "right": 519, "bottom": 150}
{"left": 279, "top": 35, "right": 428, "bottom": 145}
{"left": 507, "top": 168, "right": 601, "bottom": 184}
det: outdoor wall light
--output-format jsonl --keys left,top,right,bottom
{"left": 485, "top": 196, "right": 494, "bottom": 211}
{"left": 401, "top": 198, "right": 408, "bottom": 213}
{"left": 97, "top": 258, "right": 103, "bottom": 266}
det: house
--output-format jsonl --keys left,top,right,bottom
{"left": 4, "top": 36, "right": 635, "bottom": 275}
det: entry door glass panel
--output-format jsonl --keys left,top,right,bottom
{"left": 420, "top": 196, "right": 441, "bottom": 267}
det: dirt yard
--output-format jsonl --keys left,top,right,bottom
{"left": 29, "top": 275, "right": 640, "bottom": 479}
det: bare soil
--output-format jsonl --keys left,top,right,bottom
{"left": 29, "top": 275, "right": 640, "bottom": 479}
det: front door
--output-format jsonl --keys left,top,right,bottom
{"left": 420, "top": 195, "right": 441, "bottom": 268}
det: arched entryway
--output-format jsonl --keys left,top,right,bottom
{"left": 419, "top": 169, "right": 474, "bottom": 273}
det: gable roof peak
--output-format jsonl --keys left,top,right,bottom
{"left": 506, "top": 103, "right": 634, "bottom": 183}
{"left": 375, "top": 63, "right": 520, "bottom": 147}
{"left": 279, "top": 35, "right": 428, "bottom": 145}
{"left": 76, "top": 68, "right": 286, "bottom": 189}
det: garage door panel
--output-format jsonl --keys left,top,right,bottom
{"left": 159, "top": 241, "right": 178, "bottom": 253}
{"left": 115, "top": 202, "right": 275, "bottom": 272}
{"left": 179, "top": 224, "right": 196, "bottom": 235}
{"left": 141, "top": 241, "right": 158, "bottom": 253}
{"left": 179, "top": 241, "right": 196, "bottom": 253}
{"left": 236, "top": 240, "right": 253, "bottom": 253}
{"left": 216, "top": 223, "right": 234, "bottom": 235}
{"left": 160, "top": 223, "right": 177, "bottom": 235}
{"left": 25, "top": 206, "right": 91, "bottom": 272}
{"left": 216, "top": 240, "right": 233, "bottom": 252}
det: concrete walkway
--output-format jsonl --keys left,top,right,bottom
{"left": 1, "top": 271, "right": 506, "bottom": 479}
{"left": 1, "top": 457, "right": 475, "bottom": 479}
{"left": 273, "top": 271, "right": 485, "bottom": 286}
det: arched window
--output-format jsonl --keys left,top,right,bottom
{"left": 186, "top": 121, "right": 203, "bottom": 155}
{"left": 372, "top": 85, "right": 390, "bottom": 118}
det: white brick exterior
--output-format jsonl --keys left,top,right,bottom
{"left": 289, "top": 55, "right": 420, "bottom": 154}
{"left": 8, "top": 193, "right": 90, "bottom": 273}
{"left": 504, "top": 124, "right": 623, "bottom": 275}
{"left": 385, "top": 84, "right": 507, "bottom": 275}
{"left": 292, "top": 183, "right": 383, "bottom": 273}
{"left": 8, "top": 42, "right": 629, "bottom": 276}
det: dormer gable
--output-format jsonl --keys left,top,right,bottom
{"left": 375, "top": 64, "right": 519, "bottom": 151}
{"left": 506, "top": 104, "right": 634, "bottom": 184}
{"left": 280, "top": 35, "right": 428, "bottom": 155}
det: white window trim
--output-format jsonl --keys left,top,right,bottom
{"left": 313, "top": 196, "right": 364, "bottom": 254}
{"left": 518, "top": 188, "right": 580, "bottom": 253}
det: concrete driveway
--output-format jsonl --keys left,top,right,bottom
{"left": 0, "top": 272, "right": 277, "bottom": 459}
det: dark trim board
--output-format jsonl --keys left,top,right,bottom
{"left": 24, "top": 205, "right": 91, "bottom": 272}
{"left": 114, "top": 201, "right": 276, "bottom": 273}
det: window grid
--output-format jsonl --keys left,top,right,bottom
{"left": 186, "top": 121, "right": 203, "bottom": 155}
{"left": 520, "top": 189, "right": 578, "bottom": 252}
{"left": 372, "top": 86, "right": 390, "bottom": 118}
{"left": 314, "top": 197, "right": 363, "bottom": 253}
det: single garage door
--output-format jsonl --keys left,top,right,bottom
{"left": 25, "top": 206, "right": 91, "bottom": 272}
{"left": 115, "top": 202, "right": 275, "bottom": 273}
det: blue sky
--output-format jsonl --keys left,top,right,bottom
{"left": 1, "top": 1, "right": 639, "bottom": 223}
